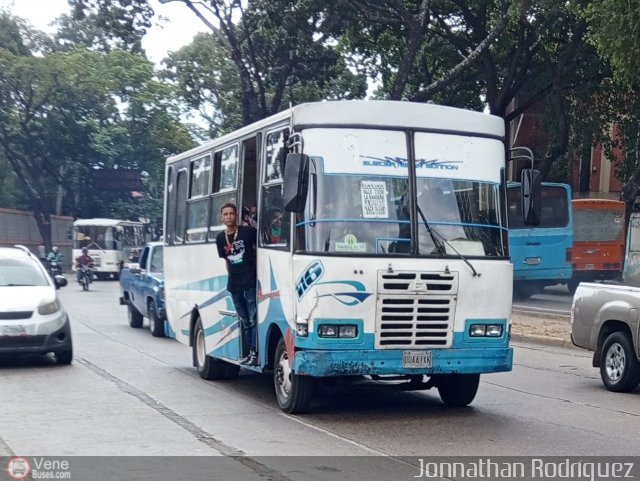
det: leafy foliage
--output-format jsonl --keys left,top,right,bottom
{"left": 0, "top": 13, "right": 194, "bottom": 248}
{"left": 56, "top": 0, "right": 154, "bottom": 53}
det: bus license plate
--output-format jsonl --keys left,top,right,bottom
{"left": 403, "top": 351, "right": 432, "bottom": 368}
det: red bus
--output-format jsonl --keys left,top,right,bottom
{"left": 569, "top": 199, "right": 626, "bottom": 293}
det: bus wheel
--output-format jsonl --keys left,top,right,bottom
{"left": 600, "top": 332, "right": 640, "bottom": 392}
{"left": 193, "top": 318, "right": 225, "bottom": 380}
{"left": 567, "top": 280, "right": 579, "bottom": 295}
{"left": 148, "top": 301, "right": 165, "bottom": 338}
{"left": 436, "top": 374, "right": 480, "bottom": 407}
{"left": 128, "top": 302, "right": 143, "bottom": 328}
{"left": 273, "top": 337, "right": 313, "bottom": 414}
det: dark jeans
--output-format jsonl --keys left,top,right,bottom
{"left": 231, "top": 287, "right": 257, "bottom": 354}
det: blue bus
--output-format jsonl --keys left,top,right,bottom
{"left": 507, "top": 182, "right": 573, "bottom": 298}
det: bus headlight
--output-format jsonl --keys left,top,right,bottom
{"left": 469, "top": 324, "right": 503, "bottom": 337}
{"left": 318, "top": 324, "right": 358, "bottom": 338}
{"left": 318, "top": 325, "right": 338, "bottom": 337}
{"left": 469, "top": 324, "right": 486, "bottom": 337}
{"left": 338, "top": 325, "right": 357, "bottom": 338}
{"left": 485, "top": 324, "right": 503, "bottom": 337}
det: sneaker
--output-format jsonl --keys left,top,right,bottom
{"left": 239, "top": 354, "right": 251, "bottom": 364}
{"left": 247, "top": 355, "right": 258, "bottom": 366}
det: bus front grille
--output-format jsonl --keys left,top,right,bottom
{"left": 375, "top": 296, "right": 454, "bottom": 348}
{"left": 375, "top": 270, "right": 457, "bottom": 348}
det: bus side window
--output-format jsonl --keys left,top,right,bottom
{"left": 260, "top": 185, "right": 289, "bottom": 248}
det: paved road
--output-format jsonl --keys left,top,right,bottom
{"left": 512, "top": 284, "right": 572, "bottom": 318}
{"left": 1, "top": 280, "right": 638, "bottom": 472}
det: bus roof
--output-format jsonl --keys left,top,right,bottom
{"left": 167, "top": 100, "right": 505, "bottom": 164}
{"left": 73, "top": 218, "right": 143, "bottom": 227}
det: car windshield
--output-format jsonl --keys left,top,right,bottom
{"left": 0, "top": 258, "right": 50, "bottom": 286}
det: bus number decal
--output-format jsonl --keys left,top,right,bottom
{"left": 296, "top": 260, "right": 325, "bottom": 300}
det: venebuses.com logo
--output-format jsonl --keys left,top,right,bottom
{"left": 6, "top": 457, "right": 30, "bottom": 480}
{"left": 4, "top": 457, "right": 71, "bottom": 480}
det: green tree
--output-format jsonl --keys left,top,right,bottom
{"left": 0, "top": 14, "right": 194, "bottom": 249}
{"left": 55, "top": 0, "right": 154, "bottom": 53}
{"left": 159, "top": 0, "right": 366, "bottom": 128}
{"left": 580, "top": 0, "right": 640, "bottom": 83}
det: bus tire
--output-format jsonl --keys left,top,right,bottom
{"left": 148, "top": 300, "right": 165, "bottom": 338}
{"left": 567, "top": 279, "right": 579, "bottom": 295}
{"left": 128, "top": 302, "right": 143, "bottom": 328}
{"left": 274, "top": 337, "right": 313, "bottom": 414}
{"left": 193, "top": 317, "right": 225, "bottom": 380}
{"left": 600, "top": 332, "right": 640, "bottom": 392}
{"left": 436, "top": 374, "right": 480, "bottom": 407}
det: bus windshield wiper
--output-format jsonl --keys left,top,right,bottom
{"left": 416, "top": 205, "right": 446, "bottom": 256}
{"left": 416, "top": 205, "right": 480, "bottom": 277}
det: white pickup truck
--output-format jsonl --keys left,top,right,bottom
{"left": 571, "top": 282, "right": 640, "bottom": 392}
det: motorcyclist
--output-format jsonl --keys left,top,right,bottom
{"left": 128, "top": 248, "right": 141, "bottom": 264}
{"left": 75, "top": 247, "right": 94, "bottom": 283}
{"left": 46, "top": 246, "right": 64, "bottom": 274}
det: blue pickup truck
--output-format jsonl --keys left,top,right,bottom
{"left": 119, "top": 242, "right": 168, "bottom": 337}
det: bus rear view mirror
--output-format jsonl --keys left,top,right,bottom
{"left": 521, "top": 168, "right": 541, "bottom": 226}
{"left": 283, "top": 153, "right": 309, "bottom": 213}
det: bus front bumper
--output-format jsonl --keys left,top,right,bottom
{"left": 293, "top": 347, "right": 513, "bottom": 377}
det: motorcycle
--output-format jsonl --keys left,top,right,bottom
{"left": 77, "top": 264, "right": 93, "bottom": 291}
{"left": 48, "top": 260, "right": 62, "bottom": 277}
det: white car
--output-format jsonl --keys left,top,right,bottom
{"left": 0, "top": 246, "right": 72, "bottom": 364}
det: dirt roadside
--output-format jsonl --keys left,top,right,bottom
{"left": 511, "top": 310, "right": 573, "bottom": 348}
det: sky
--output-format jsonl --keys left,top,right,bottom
{"left": 0, "top": 0, "right": 207, "bottom": 64}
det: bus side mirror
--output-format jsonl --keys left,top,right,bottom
{"left": 283, "top": 153, "right": 309, "bottom": 213}
{"left": 521, "top": 168, "right": 541, "bottom": 226}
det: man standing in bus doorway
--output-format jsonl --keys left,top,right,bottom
{"left": 215, "top": 203, "right": 258, "bottom": 366}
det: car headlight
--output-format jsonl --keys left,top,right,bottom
{"left": 39, "top": 299, "right": 61, "bottom": 315}
{"left": 153, "top": 285, "right": 165, "bottom": 301}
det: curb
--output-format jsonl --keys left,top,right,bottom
{"left": 510, "top": 333, "right": 576, "bottom": 350}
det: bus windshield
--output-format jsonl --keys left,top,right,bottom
{"left": 507, "top": 185, "right": 570, "bottom": 229}
{"left": 573, "top": 208, "right": 625, "bottom": 242}
{"left": 74, "top": 225, "right": 119, "bottom": 250}
{"left": 298, "top": 160, "right": 506, "bottom": 257}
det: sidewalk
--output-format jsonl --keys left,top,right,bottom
{"left": 510, "top": 310, "right": 573, "bottom": 348}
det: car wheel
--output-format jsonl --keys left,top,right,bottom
{"left": 192, "top": 317, "right": 226, "bottom": 380}
{"left": 273, "top": 337, "right": 313, "bottom": 413}
{"left": 128, "top": 301, "right": 143, "bottom": 328}
{"left": 436, "top": 374, "right": 480, "bottom": 407}
{"left": 148, "top": 300, "right": 165, "bottom": 338}
{"left": 55, "top": 348, "right": 73, "bottom": 365}
{"left": 600, "top": 332, "right": 640, "bottom": 392}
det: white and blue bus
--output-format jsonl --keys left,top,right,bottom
{"left": 163, "top": 100, "right": 526, "bottom": 413}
